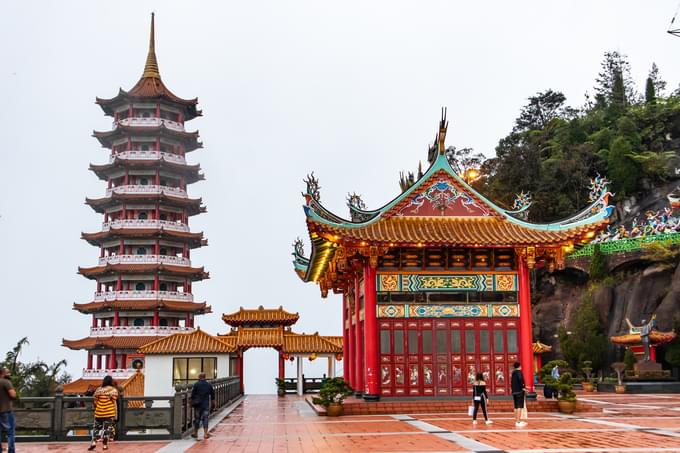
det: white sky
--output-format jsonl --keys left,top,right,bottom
{"left": 1, "top": 1, "right": 679, "bottom": 394}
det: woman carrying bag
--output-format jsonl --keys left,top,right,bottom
{"left": 470, "top": 372, "right": 493, "bottom": 425}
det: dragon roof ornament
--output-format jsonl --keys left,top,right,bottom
{"left": 302, "top": 172, "right": 321, "bottom": 204}
{"left": 506, "top": 191, "right": 532, "bottom": 219}
{"left": 589, "top": 174, "right": 613, "bottom": 203}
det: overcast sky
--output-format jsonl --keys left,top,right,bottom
{"left": 2, "top": 1, "right": 679, "bottom": 394}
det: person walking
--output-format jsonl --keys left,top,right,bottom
{"left": 190, "top": 373, "right": 215, "bottom": 440}
{"left": 511, "top": 362, "right": 527, "bottom": 427}
{"left": 0, "top": 368, "right": 16, "bottom": 453}
{"left": 88, "top": 375, "right": 119, "bottom": 451}
{"left": 471, "top": 372, "right": 492, "bottom": 425}
{"left": 550, "top": 365, "right": 560, "bottom": 399}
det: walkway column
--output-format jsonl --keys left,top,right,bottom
{"left": 518, "top": 255, "right": 535, "bottom": 393}
{"left": 236, "top": 352, "right": 244, "bottom": 394}
{"left": 330, "top": 357, "right": 337, "bottom": 378}
{"left": 278, "top": 352, "right": 285, "bottom": 380}
{"left": 363, "top": 262, "right": 379, "bottom": 401}
{"left": 342, "top": 293, "right": 350, "bottom": 383}
{"left": 327, "top": 356, "right": 332, "bottom": 378}
{"left": 296, "top": 357, "right": 304, "bottom": 396}
{"left": 347, "top": 293, "right": 355, "bottom": 389}
{"left": 354, "top": 273, "right": 364, "bottom": 396}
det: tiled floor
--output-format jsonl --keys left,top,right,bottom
{"left": 15, "top": 393, "right": 680, "bottom": 452}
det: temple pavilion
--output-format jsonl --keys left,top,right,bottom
{"left": 62, "top": 14, "right": 210, "bottom": 393}
{"left": 293, "top": 112, "right": 612, "bottom": 400}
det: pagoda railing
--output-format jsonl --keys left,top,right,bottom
{"left": 89, "top": 325, "right": 194, "bottom": 337}
{"left": 116, "top": 117, "right": 185, "bottom": 132}
{"left": 82, "top": 368, "right": 137, "bottom": 379}
{"left": 102, "top": 219, "right": 190, "bottom": 233}
{"left": 98, "top": 254, "right": 191, "bottom": 266}
{"left": 106, "top": 184, "right": 187, "bottom": 198}
{"left": 93, "top": 290, "right": 194, "bottom": 302}
{"left": 111, "top": 150, "right": 186, "bottom": 165}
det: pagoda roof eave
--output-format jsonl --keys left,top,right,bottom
{"left": 78, "top": 263, "right": 209, "bottom": 280}
{"left": 85, "top": 193, "right": 206, "bottom": 215}
{"left": 95, "top": 87, "right": 201, "bottom": 120}
{"left": 81, "top": 229, "right": 206, "bottom": 248}
{"left": 92, "top": 125, "right": 202, "bottom": 152}
{"left": 72, "top": 300, "right": 210, "bottom": 314}
{"left": 89, "top": 159, "right": 203, "bottom": 183}
{"left": 62, "top": 335, "right": 158, "bottom": 351}
{"left": 138, "top": 329, "right": 236, "bottom": 354}
{"left": 221, "top": 306, "right": 300, "bottom": 327}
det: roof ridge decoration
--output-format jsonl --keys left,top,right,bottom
{"left": 143, "top": 13, "right": 160, "bottom": 79}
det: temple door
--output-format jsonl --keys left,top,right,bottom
{"left": 421, "top": 321, "right": 434, "bottom": 396}
{"left": 450, "top": 321, "right": 464, "bottom": 395}
{"left": 434, "top": 321, "right": 450, "bottom": 396}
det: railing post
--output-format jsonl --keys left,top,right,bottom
{"left": 53, "top": 385, "right": 64, "bottom": 441}
{"left": 171, "top": 386, "right": 184, "bottom": 439}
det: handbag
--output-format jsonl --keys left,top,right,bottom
{"left": 520, "top": 396, "right": 529, "bottom": 420}
{"left": 467, "top": 405, "right": 475, "bottom": 416}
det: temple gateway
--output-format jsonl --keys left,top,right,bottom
{"left": 293, "top": 113, "right": 612, "bottom": 400}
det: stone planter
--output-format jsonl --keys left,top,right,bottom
{"left": 326, "top": 403, "right": 344, "bottom": 417}
{"left": 582, "top": 382, "right": 595, "bottom": 392}
{"left": 615, "top": 384, "right": 626, "bottom": 394}
{"left": 557, "top": 400, "right": 576, "bottom": 414}
{"left": 277, "top": 389, "right": 285, "bottom": 397}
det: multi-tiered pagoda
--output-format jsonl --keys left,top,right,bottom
{"left": 63, "top": 14, "right": 210, "bottom": 390}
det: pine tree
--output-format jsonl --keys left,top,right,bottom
{"left": 607, "top": 136, "right": 638, "bottom": 195}
{"left": 595, "top": 51, "right": 636, "bottom": 108}
{"left": 645, "top": 77, "right": 656, "bottom": 104}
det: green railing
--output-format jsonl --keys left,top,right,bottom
{"left": 567, "top": 232, "right": 680, "bottom": 258}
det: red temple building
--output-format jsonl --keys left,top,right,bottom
{"left": 63, "top": 14, "right": 210, "bottom": 392}
{"left": 293, "top": 112, "right": 613, "bottom": 400}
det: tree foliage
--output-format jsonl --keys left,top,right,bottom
{"left": 1, "top": 337, "right": 71, "bottom": 397}
{"left": 558, "top": 296, "right": 608, "bottom": 372}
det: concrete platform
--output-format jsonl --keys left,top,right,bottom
{"left": 598, "top": 381, "right": 680, "bottom": 393}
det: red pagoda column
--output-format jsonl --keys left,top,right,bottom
{"left": 278, "top": 352, "right": 285, "bottom": 380}
{"left": 363, "top": 263, "right": 379, "bottom": 401}
{"left": 347, "top": 293, "right": 355, "bottom": 389}
{"left": 354, "top": 273, "right": 364, "bottom": 395}
{"left": 518, "top": 255, "right": 535, "bottom": 393}
{"left": 87, "top": 352, "right": 93, "bottom": 370}
{"left": 342, "top": 293, "right": 350, "bottom": 383}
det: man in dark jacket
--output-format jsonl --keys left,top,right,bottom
{"left": 190, "top": 373, "right": 215, "bottom": 440}
{"left": 510, "top": 362, "right": 527, "bottom": 427}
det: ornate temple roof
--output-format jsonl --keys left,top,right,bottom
{"left": 63, "top": 369, "right": 145, "bottom": 397}
{"left": 78, "top": 263, "right": 209, "bottom": 280}
{"left": 85, "top": 192, "right": 206, "bottom": 216}
{"left": 293, "top": 113, "right": 613, "bottom": 286}
{"left": 92, "top": 126, "right": 202, "bottom": 152}
{"left": 138, "top": 329, "right": 236, "bottom": 354}
{"left": 95, "top": 14, "right": 201, "bottom": 120}
{"left": 221, "top": 306, "right": 300, "bottom": 327}
{"left": 89, "top": 158, "right": 204, "bottom": 184}
{"left": 73, "top": 300, "right": 210, "bottom": 314}
{"left": 282, "top": 332, "right": 343, "bottom": 354}
{"left": 532, "top": 341, "right": 552, "bottom": 354}
{"left": 81, "top": 228, "right": 206, "bottom": 249}
{"left": 62, "top": 335, "right": 156, "bottom": 351}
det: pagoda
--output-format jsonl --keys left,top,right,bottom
{"left": 63, "top": 14, "right": 210, "bottom": 390}
{"left": 293, "top": 111, "right": 613, "bottom": 400}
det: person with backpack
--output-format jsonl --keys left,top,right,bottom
{"left": 88, "top": 375, "right": 119, "bottom": 451}
{"left": 190, "top": 373, "right": 215, "bottom": 440}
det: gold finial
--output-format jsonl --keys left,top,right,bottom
{"left": 142, "top": 12, "right": 161, "bottom": 78}
{"left": 438, "top": 107, "right": 448, "bottom": 155}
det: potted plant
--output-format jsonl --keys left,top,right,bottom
{"left": 312, "top": 377, "right": 353, "bottom": 417}
{"left": 275, "top": 378, "right": 286, "bottom": 397}
{"left": 551, "top": 372, "right": 577, "bottom": 413}
{"left": 581, "top": 361, "right": 594, "bottom": 392}
{"left": 611, "top": 362, "right": 627, "bottom": 394}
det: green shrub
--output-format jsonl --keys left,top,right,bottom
{"left": 312, "top": 377, "right": 353, "bottom": 407}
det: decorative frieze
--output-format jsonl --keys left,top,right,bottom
{"left": 377, "top": 273, "right": 517, "bottom": 292}
{"left": 377, "top": 303, "right": 519, "bottom": 318}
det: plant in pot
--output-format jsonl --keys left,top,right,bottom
{"left": 275, "top": 378, "right": 286, "bottom": 397}
{"left": 611, "top": 362, "right": 627, "bottom": 394}
{"left": 552, "top": 372, "right": 577, "bottom": 413}
{"left": 580, "top": 361, "right": 594, "bottom": 392}
{"left": 312, "top": 377, "right": 353, "bottom": 417}
{"left": 539, "top": 359, "right": 569, "bottom": 399}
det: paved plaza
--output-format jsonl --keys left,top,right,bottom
{"left": 16, "top": 393, "right": 680, "bottom": 452}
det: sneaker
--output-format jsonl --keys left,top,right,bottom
{"left": 472, "top": 420, "right": 478, "bottom": 425}
{"left": 485, "top": 420, "right": 493, "bottom": 425}
{"left": 515, "top": 421, "right": 527, "bottom": 427}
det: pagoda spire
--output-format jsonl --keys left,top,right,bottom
{"left": 142, "top": 13, "right": 161, "bottom": 79}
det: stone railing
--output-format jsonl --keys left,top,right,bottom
{"left": 111, "top": 150, "right": 186, "bottom": 165}
{"left": 14, "top": 376, "right": 241, "bottom": 442}
{"left": 101, "top": 219, "right": 190, "bottom": 233}
{"left": 82, "top": 368, "right": 137, "bottom": 379}
{"left": 106, "top": 185, "right": 187, "bottom": 198}
{"left": 98, "top": 254, "right": 191, "bottom": 266}
{"left": 89, "top": 325, "right": 193, "bottom": 337}
{"left": 116, "top": 117, "right": 185, "bottom": 132}
{"left": 93, "top": 290, "right": 193, "bottom": 302}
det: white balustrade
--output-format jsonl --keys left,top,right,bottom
{"left": 115, "top": 117, "right": 185, "bottom": 132}
{"left": 82, "top": 369, "right": 137, "bottom": 379}
{"left": 101, "top": 219, "right": 190, "bottom": 233}
{"left": 89, "top": 325, "right": 194, "bottom": 337}
{"left": 98, "top": 254, "right": 191, "bottom": 266}
{"left": 105, "top": 185, "right": 187, "bottom": 198}
{"left": 93, "top": 290, "right": 194, "bottom": 302}
{"left": 110, "top": 150, "right": 186, "bottom": 165}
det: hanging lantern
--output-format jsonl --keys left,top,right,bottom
{"left": 335, "top": 353, "right": 343, "bottom": 361}
{"left": 289, "top": 356, "right": 295, "bottom": 362}
{"left": 309, "top": 353, "right": 317, "bottom": 361}
{"left": 282, "top": 353, "right": 290, "bottom": 360}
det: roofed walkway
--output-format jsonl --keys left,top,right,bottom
{"left": 17, "top": 393, "right": 680, "bottom": 452}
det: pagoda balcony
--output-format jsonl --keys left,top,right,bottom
{"left": 93, "top": 290, "right": 194, "bottom": 302}
{"left": 106, "top": 184, "right": 187, "bottom": 198}
{"left": 102, "top": 219, "right": 190, "bottom": 232}
{"left": 111, "top": 150, "right": 186, "bottom": 165}
{"left": 98, "top": 254, "right": 191, "bottom": 266}
{"left": 89, "top": 325, "right": 194, "bottom": 337}
{"left": 115, "top": 117, "right": 185, "bottom": 132}
{"left": 82, "top": 368, "right": 137, "bottom": 379}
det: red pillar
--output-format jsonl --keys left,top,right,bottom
{"left": 518, "top": 255, "right": 535, "bottom": 393}
{"left": 342, "top": 293, "right": 350, "bottom": 383}
{"left": 651, "top": 346, "right": 657, "bottom": 361}
{"left": 237, "top": 352, "right": 244, "bottom": 393}
{"left": 347, "top": 293, "right": 355, "bottom": 389}
{"left": 92, "top": 315, "right": 97, "bottom": 328}
{"left": 354, "top": 274, "right": 364, "bottom": 395}
{"left": 121, "top": 354, "right": 128, "bottom": 369}
{"left": 113, "top": 311, "right": 120, "bottom": 327}
{"left": 153, "top": 309, "right": 160, "bottom": 327}
{"left": 108, "top": 349, "right": 117, "bottom": 369}
{"left": 96, "top": 354, "right": 102, "bottom": 370}
{"left": 363, "top": 263, "right": 379, "bottom": 400}
{"left": 278, "top": 352, "right": 285, "bottom": 380}
{"left": 87, "top": 352, "right": 93, "bottom": 370}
